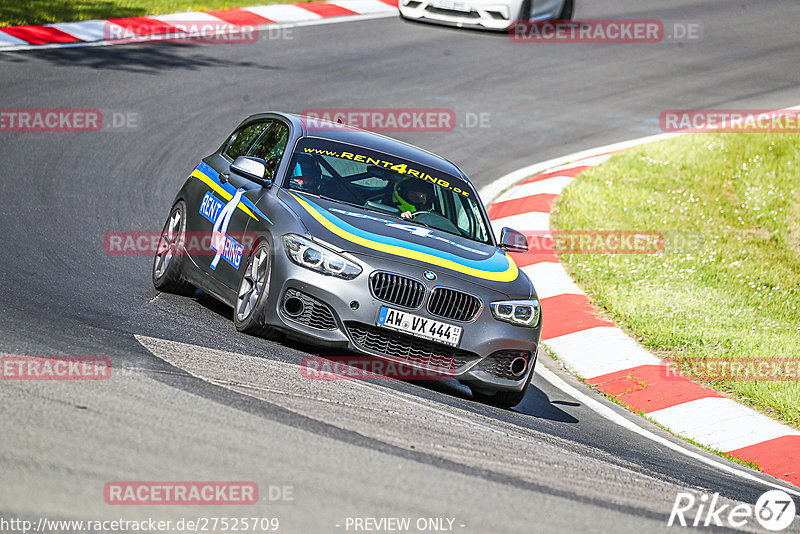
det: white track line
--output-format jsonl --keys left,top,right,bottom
{"left": 536, "top": 365, "right": 800, "bottom": 496}
{"left": 647, "top": 397, "right": 800, "bottom": 453}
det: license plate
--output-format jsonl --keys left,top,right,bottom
{"left": 376, "top": 306, "right": 462, "bottom": 347}
{"left": 431, "top": 0, "right": 472, "bottom": 12}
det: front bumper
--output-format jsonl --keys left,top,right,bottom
{"left": 400, "top": 0, "right": 514, "bottom": 31}
{"left": 399, "top": 0, "right": 565, "bottom": 31}
{"left": 263, "top": 250, "right": 542, "bottom": 392}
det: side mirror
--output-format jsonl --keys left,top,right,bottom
{"left": 499, "top": 227, "right": 528, "bottom": 253}
{"left": 231, "top": 156, "right": 271, "bottom": 187}
{"left": 264, "top": 157, "right": 281, "bottom": 186}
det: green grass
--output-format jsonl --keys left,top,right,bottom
{"left": 551, "top": 133, "right": 800, "bottom": 430}
{"left": 0, "top": 0, "right": 314, "bottom": 27}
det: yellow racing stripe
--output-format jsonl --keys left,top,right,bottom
{"left": 291, "top": 193, "right": 519, "bottom": 282}
{"left": 191, "top": 169, "right": 259, "bottom": 221}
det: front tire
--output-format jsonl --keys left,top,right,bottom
{"left": 470, "top": 358, "right": 537, "bottom": 408}
{"left": 472, "top": 388, "right": 527, "bottom": 408}
{"left": 517, "top": 0, "right": 532, "bottom": 21}
{"left": 234, "top": 241, "right": 275, "bottom": 336}
{"left": 152, "top": 201, "right": 195, "bottom": 296}
{"left": 557, "top": 0, "right": 574, "bottom": 20}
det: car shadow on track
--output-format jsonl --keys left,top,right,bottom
{"left": 0, "top": 42, "right": 279, "bottom": 73}
{"left": 512, "top": 387, "right": 579, "bottom": 423}
{"left": 189, "top": 289, "right": 579, "bottom": 424}
{"left": 402, "top": 376, "right": 580, "bottom": 424}
{"left": 294, "top": 343, "right": 581, "bottom": 425}
{"left": 192, "top": 290, "right": 234, "bottom": 320}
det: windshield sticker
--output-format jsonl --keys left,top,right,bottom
{"left": 301, "top": 147, "right": 472, "bottom": 199}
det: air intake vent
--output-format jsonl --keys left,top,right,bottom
{"left": 281, "top": 289, "right": 338, "bottom": 330}
{"left": 346, "top": 322, "right": 479, "bottom": 372}
{"left": 369, "top": 272, "right": 425, "bottom": 309}
{"left": 427, "top": 288, "right": 482, "bottom": 322}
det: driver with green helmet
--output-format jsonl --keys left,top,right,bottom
{"left": 393, "top": 177, "right": 434, "bottom": 219}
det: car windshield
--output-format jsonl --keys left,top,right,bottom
{"left": 283, "top": 138, "right": 492, "bottom": 245}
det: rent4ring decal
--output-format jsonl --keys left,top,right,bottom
{"left": 199, "top": 191, "right": 245, "bottom": 270}
{"left": 300, "top": 145, "right": 473, "bottom": 199}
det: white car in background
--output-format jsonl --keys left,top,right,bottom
{"left": 399, "top": 0, "right": 573, "bottom": 30}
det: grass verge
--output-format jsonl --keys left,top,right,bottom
{"left": 0, "top": 0, "right": 316, "bottom": 27}
{"left": 551, "top": 132, "right": 800, "bottom": 430}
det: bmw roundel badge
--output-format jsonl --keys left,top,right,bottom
{"left": 423, "top": 271, "right": 437, "bottom": 281}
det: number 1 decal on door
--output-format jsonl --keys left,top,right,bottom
{"left": 210, "top": 188, "right": 245, "bottom": 270}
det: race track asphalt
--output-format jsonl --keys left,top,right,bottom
{"left": 1, "top": 0, "right": 799, "bottom": 531}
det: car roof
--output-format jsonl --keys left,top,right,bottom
{"left": 277, "top": 112, "right": 470, "bottom": 182}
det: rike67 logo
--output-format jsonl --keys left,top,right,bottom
{"left": 669, "top": 489, "right": 796, "bottom": 531}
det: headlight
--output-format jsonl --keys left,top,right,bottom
{"left": 282, "top": 234, "right": 362, "bottom": 280}
{"left": 490, "top": 300, "right": 540, "bottom": 328}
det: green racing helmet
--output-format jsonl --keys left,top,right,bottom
{"left": 393, "top": 178, "right": 434, "bottom": 213}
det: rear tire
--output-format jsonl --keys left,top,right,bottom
{"left": 234, "top": 241, "right": 275, "bottom": 337}
{"left": 152, "top": 201, "right": 195, "bottom": 296}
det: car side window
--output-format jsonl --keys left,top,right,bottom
{"left": 466, "top": 196, "right": 488, "bottom": 242}
{"left": 449, "top": 191, "right": 485, "bottom": 242}
{"left": 224, "top": 122, "right": 268, "bottom": 160}
{"left": 248, "top": 122, "right": 289, "bottom": 177}
{"left": 248, "top": 122, "right": 289, "bottom": 161}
